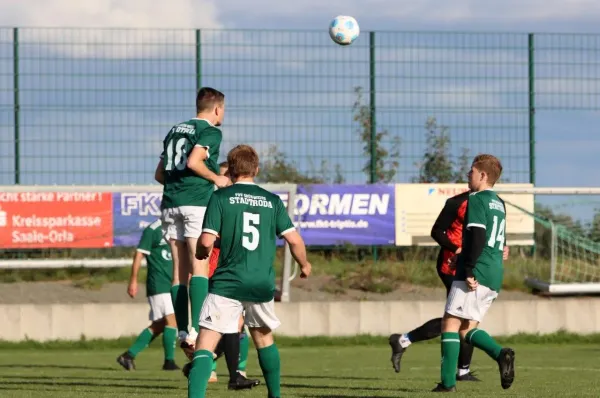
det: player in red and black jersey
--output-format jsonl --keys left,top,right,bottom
{"left": 388, "top": 190, "right": 508, "bottom": 382}
{"left": 432, "top": 190, "right": 470, "bottom": 292}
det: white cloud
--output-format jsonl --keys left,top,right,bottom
{"left": 0, "top": 0, "right": 223, "bottom": 58}
{"left": 216, "top": 0, "right": 600, "bottom": 24}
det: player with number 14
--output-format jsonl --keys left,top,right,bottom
{"left": 434, "top": 154, "right": 515, "bottom": 393}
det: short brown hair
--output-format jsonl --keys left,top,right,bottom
{"left": 472, "top": 154, "right": 503, "bottom": 186}
{"left": 196, "top": 87, "right": 225, "bottom": 113}
{"left": 219, "top": 161, "right": 228, "bottom": 168}
{"left": 227, "top": 145, "right": 259, "bottom": 179}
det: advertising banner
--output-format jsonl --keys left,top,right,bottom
{"left": 278, "top": 184, "right": 396, "bottom": 246}
{"left": 112, "top": 185, "right": 396, "bottom": 247}
{"left": 112, "top": 192, "right": 162, "bottom": 247}
{"left": 394, "top": 183, "right": 535, "bottom": 246}
{"left": 0, "top": 192, "right": 113, "bottom": 249}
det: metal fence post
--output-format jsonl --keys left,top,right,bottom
{"left": 550, "top": 220, "right": 557, "bottom": 284}
{"left": 369, "top": 31, "right": 378, "bottom": 261}
{"left": 528, "top": 33, "right": 536, "bottom": 186}
{"left": 13, "top": 27, "right": 20, "bottom": 185}
{"left": 280, "top": 186, "right": 297, "bottom": 303}
{"left": 195, "top": 29, "right": 202, "bottom": 92}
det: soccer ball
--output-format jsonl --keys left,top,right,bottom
{"left": 329, "top": 16, "right": 360, "bottom": 46}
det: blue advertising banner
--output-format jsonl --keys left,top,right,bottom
{"left": 113, "top": 192, "right": 162, "bottom": 246}
{"left": 112, "top": 185, "right": 395, "bottom": 247}
{"left": 278, "top": 185, "right": 395, "bottom": 246}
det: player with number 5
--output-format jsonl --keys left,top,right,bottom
{"left": 188, "top": 144, "right": 312, "bottom": 398}
{"left": 154, "top": 88, "right": 232, "bottom": 367}
{"left": 433, "top": 154, "right": 515, "bottom": 393}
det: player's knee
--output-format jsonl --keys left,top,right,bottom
{"left": 249, "top": 326, "right": 274, "bottom": 349}
{"left": 164, "top": 313, "right": 177, "bottom": 327}
{"left": 149, "top": 319, "right": 166, "bottom": 334}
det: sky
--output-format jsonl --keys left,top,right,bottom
{"left": 1, "top": 0, "right": 600, "bottom": 220}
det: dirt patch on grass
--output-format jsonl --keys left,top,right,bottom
{"left": 0, "top": 275, "right": 545, "bottom": 305}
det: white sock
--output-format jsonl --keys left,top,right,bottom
{"left": 399, "top": 333, "right": 412, "bottom": 348}
{"left": 458, "top": 367, "right": 470, "bottom": 376}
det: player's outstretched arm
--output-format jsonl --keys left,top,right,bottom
{"left": 195, "top": 232, "right": 217, "bottom": 261}
{"left": 154, "top": 159, "right": 165, "bottom": 185}
{"left": 282, "top": 230, "right": 311, "bottom": 278}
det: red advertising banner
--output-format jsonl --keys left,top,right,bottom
{"left": 0, "top": 192, "right": 113, "bottom": 249}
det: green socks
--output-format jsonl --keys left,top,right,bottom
{"left": 171, "top": 284, "right": 189, "bottom": 333}
{"left": 163, "top": 326, "right": 177, "bottom": 361}
{"left": 211, "top": 356, "right": 218, "bottom": 372}
{"left": 189, "top": 276, "right": 208, "bottom": 333}
{"left": 188, "top": 349, "right": 213, "bottom": 398}
{"left": 466, "top": 328, "right": 502, "bottom": 360}
{"left": 128, "top": 328, "right": 154, "bottom": 358}
{"left": 440, "top": 332, "right": 460, "bottom": 388}
{"left": 258, "top": 344, "right": 281, "bottom": 398}
{"left": 238, "top": 332, "right": 249, "bottom": 371}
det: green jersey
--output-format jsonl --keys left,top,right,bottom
{"left": 202, "top": 182, "right": 295, "bottom": 302}
{"left": 456, "top": 190, "right": 506, "bottom": 292}
{"left": 137, "top": 220, "right": 173, "bottom": 297}
{"left": 160, "top": 118, "right": 222, "bottom": 208}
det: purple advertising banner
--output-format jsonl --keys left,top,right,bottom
{"left": 277, "top": 185, "right": 395, "bottom": 246}
{"left": 112, "top": 192, "right": 162, "bottom": 247}
{"left": 112, "top": 185, "right": 395, "bottom": 247}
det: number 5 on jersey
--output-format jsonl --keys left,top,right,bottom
{"left": 488, "top": 215, "right": 505, "bottom": 250}
{"left": 243, "top": 212, "right": 260, "bottom": 251}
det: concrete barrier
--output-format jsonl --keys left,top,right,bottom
{"left": 0, "top": 299, "right": 598, "bottom": 341}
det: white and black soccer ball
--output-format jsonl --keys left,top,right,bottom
{"left": 329, "top": 15, "right": 360, "bottom": 46}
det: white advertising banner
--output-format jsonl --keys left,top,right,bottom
{"left": 394, "top": 184, "right": 535, "bottom": 246}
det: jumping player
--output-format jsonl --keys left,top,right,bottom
{"left": 434, "top": 154, "right": 515, "bottom": 392}
{"left": 117, "top": 219, "right": 180, "bottom": 371}
{"left": 154, "top": 88, "right": 230, "bottom": 359}
{"left": 188, "top": 144, "right": 312, "bottom": 398}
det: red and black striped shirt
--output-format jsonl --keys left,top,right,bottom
{"left": 430, "top": 190, "right": 470, "bottom": 276}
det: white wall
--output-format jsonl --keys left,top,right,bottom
{"left": 1, "top": 299, "right": 598, "bottom": 341}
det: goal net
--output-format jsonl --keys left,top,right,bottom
{"left": 0, "top": 184, "right": 299, "bottom": 302}
{"left": 496, "top": 187, "right": 600, "bottom": 295}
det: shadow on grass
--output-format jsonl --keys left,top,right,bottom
{"left": 281, "top": 382, "right": 418, "bottom": 393}
{"left": 0, "top": 363, "right": 117, "bottom": 371}
{"left": 0, "top": 380, "right": 179, "bottom": 390}
{"left": 0, "top": 373, "right": 178, "bottom": 383}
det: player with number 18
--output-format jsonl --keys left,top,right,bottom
{"left": 154, "top": 88, "right": 233, "bottom": 368}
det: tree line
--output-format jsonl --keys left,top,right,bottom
{"left": 257, "top": 86, "right": 600, "bottom": 248}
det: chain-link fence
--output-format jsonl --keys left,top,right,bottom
{"left": 1, "top": 29, "right": 600, "bottom": 185}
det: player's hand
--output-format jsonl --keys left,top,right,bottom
{"left": 455, "top": 247, "right": 462, "bottom": 255}
{"left": 214, "top": 175, "right": 231, "bottom": 188}
{"left": 466, "top": 276, "right": 478, "bottom": 291}
{"left": 300, "top": 262, "right": 312, "bottom": 278}
{"left": 127, "top": 281, "right": 138, "bottom": 298}
{"left": 503, "top": 246, "right": 509, "bottom": 260}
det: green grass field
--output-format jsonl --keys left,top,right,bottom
{"left": 1, "top": 339, "right": 599, "bottom": 397}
